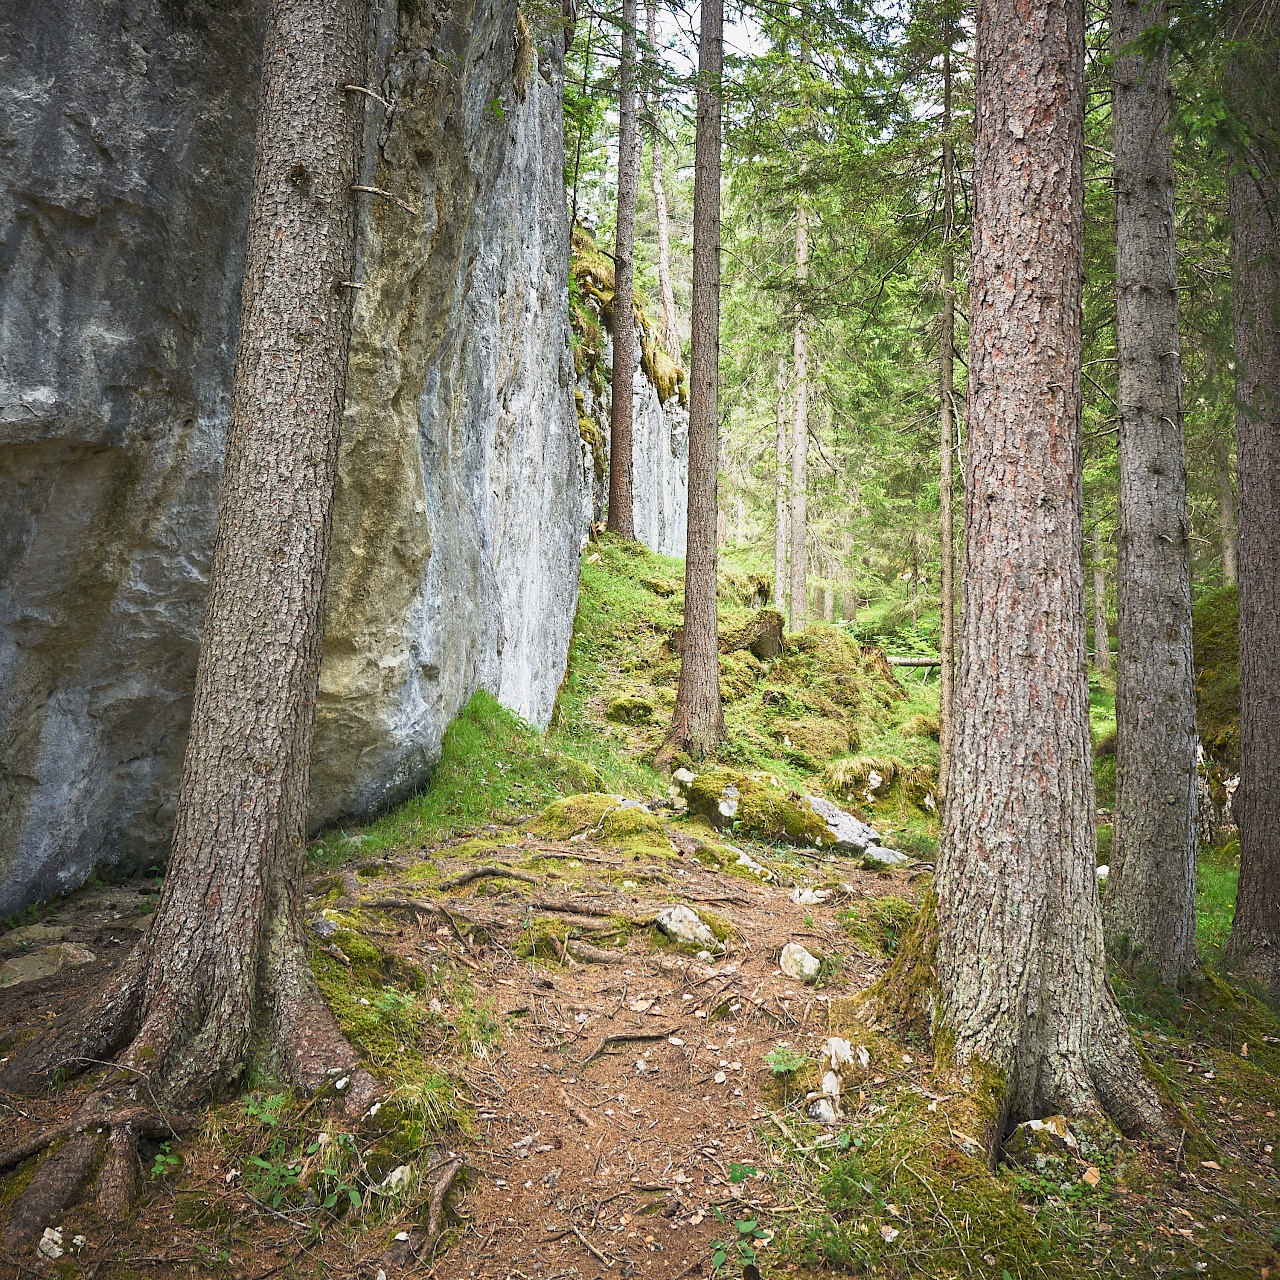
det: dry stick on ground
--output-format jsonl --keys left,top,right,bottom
{"left": 580, "top": 1031, "right": 674, "bottom": 1068}
{"left": 0, "top": 0, "right": 374, "bottom": 1240}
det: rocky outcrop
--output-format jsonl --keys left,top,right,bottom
{"left": 571, "top": 235, "right": 688, "bottom": 556}
{"left": 0, "top": 0, "right": 582, "bottom": 913}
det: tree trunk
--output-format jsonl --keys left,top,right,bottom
{"left": 938, "top": 44, "right": 957, "bottom": 807}
{"left": 607, "top": 0, "right": 641, "bottom": 539}
{"left": 1224, "top": 16, "right": 1280, "bottom": 992}
{"left": 773, "top": 358, "right": 789, "bottom": 612}
{"left": 1215, "top": 435, "right": 1239, "bottom": 584}
{"left": 0, "top": 0, "right": 373, "bottom": 1227}
{"left": 788, "top": 201, "right": 809, "bottom": 634}
{"left": 1104, "top": 0, "right": 1199, "bottom": 985}
{"left": 1092, "top": 523, "right": 1112, "bottom": 673}
{"left": 659, "top": 0, "right": 723, "bottom": 762}
{"left": 646, "top": 0, "right": 680, "bottom": 360}
{"left": 929, "top": 0, "right": 1163, "bottom": 1138}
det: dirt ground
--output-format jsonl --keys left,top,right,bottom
{"left": 1, "top": 816, "right": 922, "bottom": 1280}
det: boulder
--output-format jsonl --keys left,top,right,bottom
{"left": 720, "top": 609, "right": 785, "bottom": 661}
{"left": 0, "top": 941, "right": 96, "bottom": 988}
{"left": 1001, "top": 1115, "right": 1079, "bottom": 1180}
{"left": 780, "top": 941, "right": 821, "bottom": 981}
{"left": 655, "top": 905, "right": 719, "bottom": 951}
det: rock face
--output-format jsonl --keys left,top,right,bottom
{"left": 0, "top": 0, "right": 583, "bottom": 913}
{"left": 576, "top": 323, "right": 688, "bottom": 556}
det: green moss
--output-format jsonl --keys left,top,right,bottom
{"left": 838, "top": 895, "right": 920, "bottom": 958}
{"left": 685, "top": 767, "right": 829, "bottom": 846}
{"left": 606, "top": 694, "right": 655, "bottom": 725}
{"left": 719, "top": 649, "right": 763, "bottom": 702}
{"left": 771, "top": 717, "right": 851, "bottom": 760}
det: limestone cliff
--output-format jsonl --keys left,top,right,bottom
{"left": 571, "top": 230, "right": 688, "bottom": 556}
{"left": 0, "top": 0, "right": 582, "bottom": 913}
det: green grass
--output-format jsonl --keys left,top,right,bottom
{"left": 1197, "top": 839, "right": 1240, "bottom": 969}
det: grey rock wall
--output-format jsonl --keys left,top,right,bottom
{"left": 577, "top": 327, "right": 688, "bottom": 557}
{"left": 0, "top": 0, "right": 582, "bottom": 914}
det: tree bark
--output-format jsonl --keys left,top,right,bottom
{"left": 646, "top": 0, "right": 680, "bottom": 360}
{"left": 788, "top": 201, "right": 809, "bottom": 634}
{"left": 659, "top": 0, "right": 724, "bottom": 762}
{"left": 1215, "top": 435, "right": 1239, "bottom": 584}
{"left": 607, "top": 0, "right": 641, "bottom": 539}
{"left": 773, "top": 358, "right": 789, "bottom": 612}
{"left": 0, "top": 0, "right": 373, "bottom": 1186}
{"left": 1224, "top": 13, "right": 1280, "bottom": 992}
{"left": 934, "top": 0, "right": 1163, "bottom": 1137}
{"left": 1104, "top": 0, "right": 1199, "bottom": 985}
{"left": 1092, "top": 523, "right": 1112, "bottom": 673}
{"left": 938, "top": 43, "right": 957, "bottom": 807}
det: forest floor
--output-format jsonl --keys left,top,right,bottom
{"left": 2, "top": 541, "right": 1276, "bottom": 1280}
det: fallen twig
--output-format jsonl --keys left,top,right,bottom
{"left": 570, "top": 1223, "right": 614, "bottom": 1268}
{"left": 580, "top": 1030, "right": 673, "bottom": 1068}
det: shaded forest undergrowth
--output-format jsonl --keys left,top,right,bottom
{"left": 1, "top": 540, "right": 1274, "bottom": 1279}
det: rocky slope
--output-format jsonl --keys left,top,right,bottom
{"left": 0, "top": 0, "right": 583, "bottom": 914}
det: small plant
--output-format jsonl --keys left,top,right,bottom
{"left": 246, "top": 1151, "right": 303, "bottom": 1207}
{"left": 728, "top": 1162, "right": 759, "bottom": 1183}
{"left": 151, "top": 1142, "right": 181, "bottom": 1179}
{"left": 308, "top": 1133, "right": 364, "bottom": 1212}
{"left": 764, "top": 1045, "right": 806, "bottom": 1076}
{"left": 243, "top": 1092, "right": 287, "bottom": 1127}
{"left": 711, "top": 1218, "right": 770, "bottom": 1272}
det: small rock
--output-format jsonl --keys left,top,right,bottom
{"left": 860, "top": 845, "right": 910, "bottom": 868}
{"left": 727, "top": 842, "right": 771, "bottom": 880}
{"left": 654, "top": 904, "right": 719, "bottom": 950}
{"left": 1002, "top": 1115, "right": 1080, "bottom": 1178}
{"left": 790, "top": 886, "right": 830, "bottom": 905}
{"left": 807, "top": 1097, "right": 841, "bottom": 1124}
{"left": 672, "top": 768, "right": 697, "bottom": 789}
{"left": 0, "top": 922, "right": 72, "bottom": 956}
{"left": 37, "top": 1227, "right": 63, "bottom": 1260}
{"left": 309, "top": 916, "right": 340, "bottom": 939}
{"left": 0, "top": 941, "right": 96, "bottom": 988}
{"left": 380, "top": 1164, "right": 411, "bottom": 1192}
{"left": 780, "top": 942, "right": 821, "bottom": 981}
{"left": 1096, "top": 864, "right": 1110, "bottom": 882}
{"left": 717, "top": 785, "right": 740, "bottom": 820}
{"left": 804, "top": 794, "right": 885, "bottom": 854}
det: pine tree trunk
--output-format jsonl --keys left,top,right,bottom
{"left": 0, "top": 0, "right": 374, "bottom": 1201}
{"left": 660, "top": 0, "right": 723, "bottom": 761}
{"left": 1092, "top": 523, "right": 1112, "bottom": 673}
{"left": 936, "top": 0, "right": 1163, "bottom": 1136}
{"left": 646, "top": 0, "right": 680, "bottom": 360}
{"left": 607, "top": 0, "right": 641, "bottom": 538}
{"left": 1224, "top": 18, "right": 1280, "bottom": 991}
{"left": 938, "top": 44, "right": 957, "bottom": 807}
{"left": 1105, "top": 0, "right": 1198, "bottom": 985}
{"left": 773, "top": 358, "right": 789, "bottom": 612}
{"left": 1215, "top": 435, "right": 1239, "bottom": 584}
{"left": 788, "top": 202, "right": 809, "bottom": 634}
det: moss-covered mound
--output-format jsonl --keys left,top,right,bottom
{"left": 684, "top": 768, "right": 829, "bottom": 846}
{"left": 1194, "top": 585, "right": 1239, "bottom": 768}
{"left": 524, "top": 792, "right": 674, "bottom": 859}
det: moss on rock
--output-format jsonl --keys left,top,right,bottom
{"left": 684, "top": 768, "right": 829, "bottom": 846}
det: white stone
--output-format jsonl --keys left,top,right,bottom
{"left": 655, "top": 904, "right": 718, "bottom": 950}
{"left": 780, "top": 942, "right": 821, "bottom": 981}
{"left": 803, "top": 794, "right": 890, "bottom": 856}
{"left": 808, "top": 1097, "right": 841, "bottom": 1125}
{"left": 791, "top": 887, "right": 830, "bottom": 905}
{"left": 1096, "top": 864, "right": 1110, "bottom": 882}
{"left": 672, "top": 768, "right": 697, "bottom": 789}
{"left": 380, "top": 1165, "right": 412, "bottom": 1192}
{"left": 726, "top": 843, "right": 770, "bottom": 880}
{"left": 37, "top": 1228, "right": 63, "bottom": 1261}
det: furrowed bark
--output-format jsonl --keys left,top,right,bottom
{"left": 774, "top": 358, "right": 789, "bottom": 612}
{"left": 607, "top": 0, "right": 641, "bottom": 539}
{"left": 646, "top": 0, "right": 680, "bottom": 360}
{"left": 938, "top": 41, "right": 957, "bottom": 807}
{"left": 1224, "top": 11, "right": 1280, "bottom": 993}
{"left": 1092, "top": 523, "right": 1112, "bottom": 673}
{"left": 936, "top": 0, "right": 1164, "bottom": 1138}
{"left": 788, "top": 201, "right": 809, "bottom": 634}
{"left": 660, "top": 0, "right": 724, "bottom": 762}
{"left": 1, "top": 0, "right": 370, "bottom": 1121}
{"left": 1105, "top": 0, "right": 1199, "bottom": 985}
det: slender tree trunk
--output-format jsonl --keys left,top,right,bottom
{"left": 938, "top": 45, "right": 957, "bottom": 806}
{"left": 927, "top": 0, "right": 1163, "bottom": 1137}
{"left": 1215, "top": 435, "right": 1239, "bottom": 584}
{"left": 1092, "top": 523, "right": 1112, "bottom": 673}
{"left": 773, "top": 358, "right": 789, "bottom": 612}
{"left": 569, "top": 17, "right": 594, "bottom": 230}
{"left": 1105, "top": 0, "right": 1199, "bottom": 984}
{"left": 607, "top": 0, "right": 641, "bottom": 538}
{"left": 659, "top": 0, "right": 723, "bottom": 761}
{"left": 0, "top": 0, "right": 373, "bottom": 1217}
{"left": 788, "top": 201, "right": 809, "bottom": 633}
{"left": 1224, "top": 15, "right": 1280, "bottom": 991}
{"left": 646, "top": 0, "right": 680, "bottom": 360}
